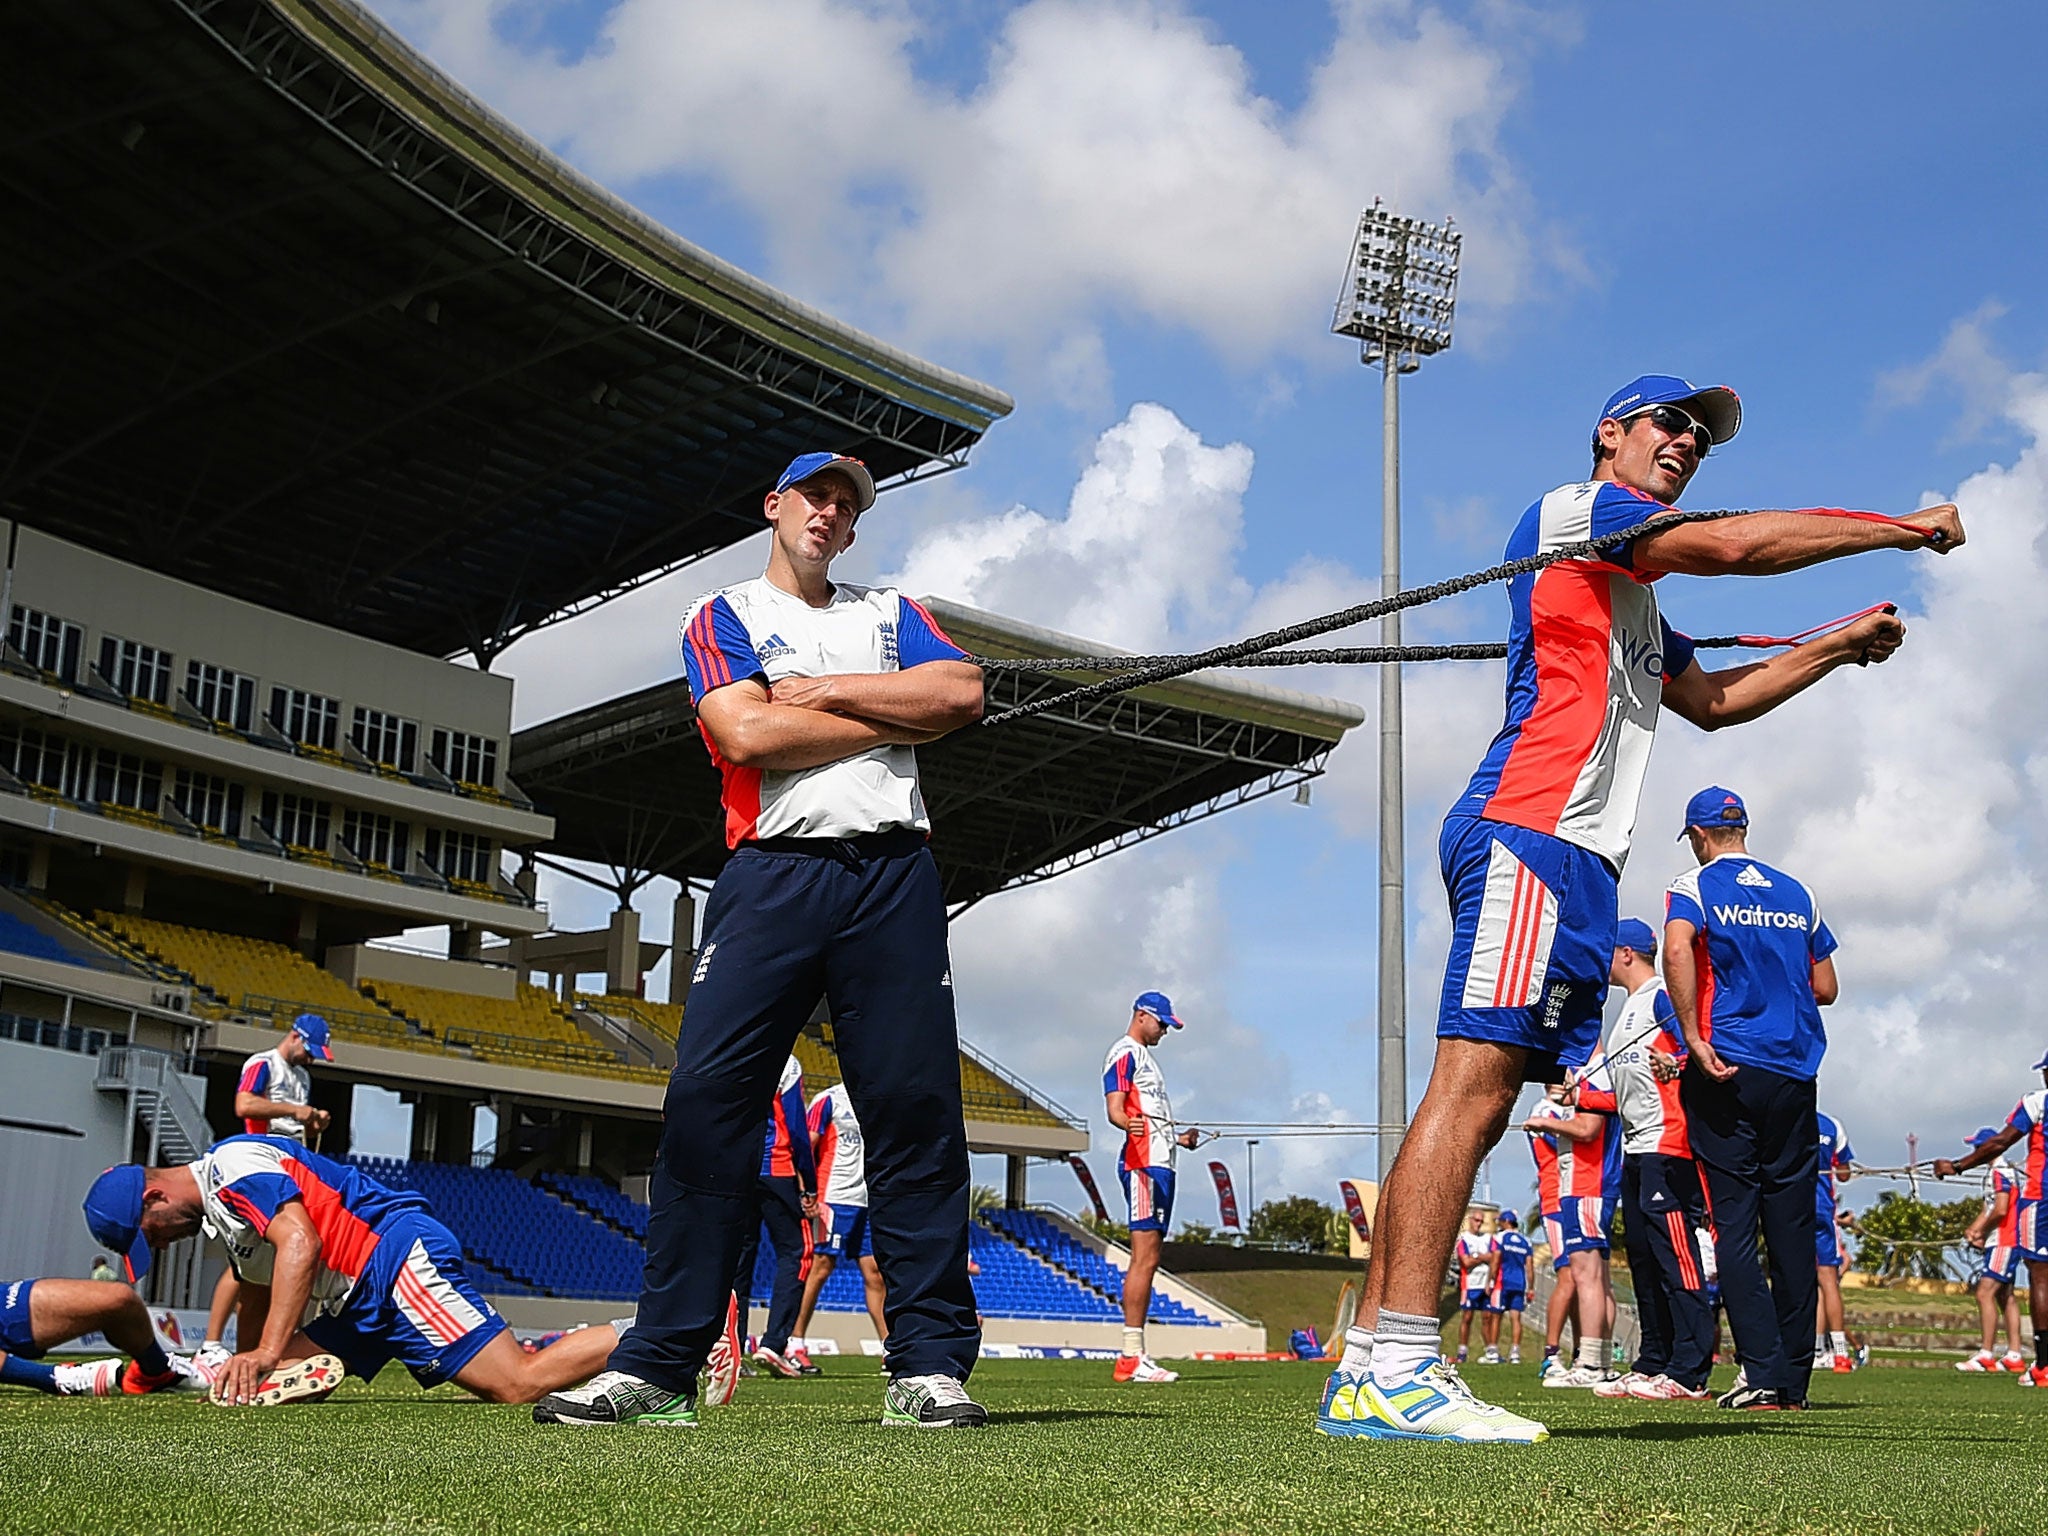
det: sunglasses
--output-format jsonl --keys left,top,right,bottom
{"left": 1626, "top": 403, "right": 1713, "bottom": 454}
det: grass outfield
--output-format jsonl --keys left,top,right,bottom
{"left": 6, "top": 1359, "right": 2047, "bottom": 1535}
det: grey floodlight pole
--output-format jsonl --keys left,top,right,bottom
{"left": 1331, "top": 203, "right": 1461, "bottom": 1184}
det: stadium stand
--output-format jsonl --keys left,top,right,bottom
{"left": 359, "top": 978, "right": 667, "bottom": 1085}
{"left": 0, "top": 890, "right": 126, "bottom": 970}
{"left": 982, "top": 1208, "right": 1218, "bottom": 1327}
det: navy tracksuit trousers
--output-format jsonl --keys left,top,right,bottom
{"left": 609, "top": 831, "right": 979, "bottom": 1395}
{"left": 732, "top": 1174, "right": 808, "bottom": 1354}
{"left": 1681, "top": 1062, "right": 1818, "bottom": 1404}
{"left": 1622, "top": 1152, "right": 1715, "bottom": 1390}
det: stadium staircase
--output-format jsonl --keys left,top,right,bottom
{"left": 982, "top": 1208, "right": 1219, "bottom": 1327}
{"left": 94, "top": 1045, "right": 211, "bottom": 1164}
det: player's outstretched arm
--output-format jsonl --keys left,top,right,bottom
{"left": 768, "top": 660, "right": 985, "bottom": 737}
{"left": 1935, "top": 1125, "right": 2024, "bottom": 1179}
{"left": 1635, "top": 503, "right": 1963, "bottom": 576}
{"left": 1662, "top": 609, "right": 1905, "bottom": 732}
{"left": 214, "top": 1203, "right": 321, "bottom": 1406}
{"left": 697, "top": 677, "right": 937, "bottom": 771}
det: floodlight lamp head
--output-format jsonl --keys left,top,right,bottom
{"left": 1331, "top": 206, "right": 1462, "bottom": 362}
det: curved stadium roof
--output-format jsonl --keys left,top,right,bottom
{"left": 0, "top": 0, "right": 1010, "bottom": 660}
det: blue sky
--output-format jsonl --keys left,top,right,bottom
{"left": 362, "top": 0, "right": 2048, "bottom": 1220}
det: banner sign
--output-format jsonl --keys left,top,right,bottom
{"left": 1339, "top": 1180, "right": 1373, "bottom": 1241}
{"left": 1068, "top": 1155, "right": 1110, "bottom": 1223}
{"left": 1208, "top": 1160, "right": 1243, "bottom": 1232}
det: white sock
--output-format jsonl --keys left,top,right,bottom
{"left": 610, "top": 1317, "right": 635, "bottom": 1341}
{"left": 1123, "top": 1326, "right": 1144, "bottom": 1358}
{"left": 1338, "top": 1325, "right": 1375, "bottom": 1375}
{"left": 1830, "top": 1331, "right": 1849, "bottom": 1353}
{"left": 1578, "top": 1337, "right": 1608, "bottom": 1371}
{"left": 1370, "top": 1310, "right": 1440, "bottom": 1381}
{"left": 1814, "top": 1333, "right": 1827, "bottom": 1354}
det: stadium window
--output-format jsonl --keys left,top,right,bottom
{"left": 341, "top": 809, "right": 409, "bottom": 870}
{"left": 260, "top": 790, "right": 332, "bottom": 852}
{"left": 428, "top": 727, "right": 498, "bottom": 789}
{"left": 184, "top": 660, "right": 255, "bottom": 733}
{"left": 8, "top": 606, "right": 83, "bottom": 682}
{"left": 422, "top": 827, "right": 495, "bottom": 885}
{"left": 350, "top": 707, "right": 419, "bottom": 773}
{"left": 171, "top": 769, "right": 243, "bottom": 836}
{"left": 267, "top": 686, "right": 340, "bottom": 752}
{"left": 58, "top": 744, "right": 162, "bottom": 813}
{"left": 0, "top": 722, "right": 68, "bottom": 792}
{"left": 96, "top": 636, "right": 173, "bottom": 706}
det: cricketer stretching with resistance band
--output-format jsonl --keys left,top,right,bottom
{"left": 1317, "top": 373, "right": 1965, "bottom": 1444}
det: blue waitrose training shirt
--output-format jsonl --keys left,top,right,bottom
{"left": 1665, "top": 855, "right": 1837, "bottom": 1080}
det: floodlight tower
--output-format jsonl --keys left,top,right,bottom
{"left": 1331, "top": 203, "right": 1461, "bottom": 1183}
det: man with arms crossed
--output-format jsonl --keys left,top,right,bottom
{"left": 1594, "top": 918, "right": 1714, "bottom": 1402}
{"left": 1452, "top": 1212, "right": 1495, "bottom": 1365}
{"left": 1488, "top": 1210, "right": 1534, "bottom": 1364}
{"left": 1668, "top": 788, "right": 1840, "bottom": 1411}
{"left": 1104, "top": 991, "right": 1200, "bottom": 1384}
{"left": 791, "top": 1080, "right": 888, "bottom": 1357}
{"left": 84, "top": 1135, "right": 621, "bottom": 1407}
{"left": 1954, "top": 1128, "right": 2026, "bottom": 1373}
{"left": 540, "top": 453, "right": 988, "bottom": 1429}
{"left": 1933, "top": 1050, "right": 2048, "bottom": 1388}
{"left": 200, "top": 1012, "right": 335, "bottom": 1372}
{"left": 1316, "top": 373, "right": 1961, "bottom": 1444}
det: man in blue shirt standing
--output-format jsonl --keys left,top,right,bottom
{"left": 1488, "top": 1211, "right": 1535, "bottom": 1365}
{"left": 1665, "top": 787, "right": 1839, "bottom": 1411}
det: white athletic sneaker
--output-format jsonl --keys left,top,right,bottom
{"left": 1627, "top": 1373, "right": 1710, "bottom": 1401}
{"left": 882, "top": 1373, "right": 988, "bottom": 1428}
{"left": 1956, "top": 1350, "right": 1997, "bottom": 1372}
{"left": 163, "top": 1353, "right": 215, "bottom": 1393}
{"left": 193, "top": 1341, "right": 232, "bottom": 1376}
{"left": 1332, "top": 1357, "right": 1548, "bottom": 1444}
{"left": 209, "top": 1354, "right": 346, "bottom": 1407}
{"left": 1113, "top": 1353, "right": 1179, "bottom": 1383}
{"left": 701, "top": 1292, "right": 741, "bottom": 1409}
{"left": 52, "top": 1358, "right": 123, "bottom": 1396}
{"left": 533, "top": 1369, "right": 699, "bottom": 1426}
{"left": 1593, "top": 1370, "right": 1648, "bottom": 1398}
{"left": 1508, "top": 1348, "right": 1522, "bottom": 1364}
{"left": 1479, "top": 1347, "right": 1502, "bottom": 1365}
{"left": 1543, "top": 1364, "right": 1617, "bottom": 1389}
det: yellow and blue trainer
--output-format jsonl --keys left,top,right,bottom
{"left": 1316, "top": 1358, "right": 1548, "bottom": 1444}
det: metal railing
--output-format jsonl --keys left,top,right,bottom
{"left": 956, "top": 1034, "right": 1088, "bottom": 1131}
{"left": 95, "top": 1045, "right": 213, "bottom": 1165}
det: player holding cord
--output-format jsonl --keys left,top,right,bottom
{"left": 1933, "top": 1049, "right": 2048, "bottom": 1388}
{"left": 84, "top": 1136, "right": 625, "bottom": 1407}
{"left": 1104, "top": 991, "right": 1200, "bottom": 1384}
{"left": 1955, "top": 1128, "right": 2027, "bottom": 1372}
{"left": 1526, "top": 1082, "right": 1579, "bottom": 1379}
{"left": 1, "top": 1275, "right": 205, "bottom": 1396}
{"left": 1488, "top": 1210, "right": 1534, "bottom": 1364}
{"left": 1318, "top": 373, "right": 1962, "bottom": 1444}
{"left": 1596, "top": 919, "right": 1713, "bottom": 1402}
{"left": 541, "top": 453, "right": 988, "bottom": 1430}
{"left": 1537, "top": 1053, "right": 1622, "bottom": 1389}
{"left": 1814, "top": 1108, "right": 1856, "bottom": 1373}
{"left": 1452, "top": 1212, "right": 1495, "bottom": 1365}
{"left": 200, "top": 1013, "right": 336, "bottom": 1370}
{"left": 735, "top": 1053, "right": 819, "bottom": 1378}
{"left": 791, "top": 1081, "right": 889, "bottom": 1357}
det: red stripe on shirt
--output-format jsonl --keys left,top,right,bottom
{"left": 1483, "top": 567, "right": 1619, "bottom": 833}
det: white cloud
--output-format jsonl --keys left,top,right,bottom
{"left": 372, "top": 0, "right": 1541, "bottom": 373}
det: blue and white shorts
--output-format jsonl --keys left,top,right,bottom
{"left": 1555, "top": 1196, "right": 1613, "bottom": 1257}
{"left": 819, "top": 1202, "right": 871, "bottom": 1260}
{"left": 1971, "top": 1242, "right": 2019, "bottom": 1287}
{"left": 303, "top": 1214, "right": 505, "bottom": 1388}
{"left": 1, "top": 1279, "right": 41, "bottom": 1359}
{"left": 1120, "top": 1166, "right": 1176, "bottom": 1233}
{"left": 1436, "top": 816, "right": 1616, "bottom": 1077}
{"left": 1460, "top": 1288, "right": 1490, "bottom": 1312}
{"left": 1495, "top": 1288, "right": 1527, "bottom": 1314}
{"left": 1816, "top": 1218, "right": 1843, "bottom": 1269}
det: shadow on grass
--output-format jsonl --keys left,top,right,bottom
{"left": 993, "top": 1407, "right": 1174, "bottom": 1425}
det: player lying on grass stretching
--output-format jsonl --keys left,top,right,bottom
{"left": 1316, "top": 372, "right": 1964, "bottom": 1445}
{"left": 1, "top": 1276, "right": 207, "bottom": 1397}
{"left": 85, "top": 1135, "right": 624, "bottom": 1407}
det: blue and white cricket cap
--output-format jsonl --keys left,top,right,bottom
{"left": 2032, "top": 1049, "right": 2048, "bottom": 1072}
{"left": 1615, "top": 917, "right": 1658, "bottom": 955}
{"left": 1599, "top": 374, "right": 1742, "bottom": 448}
{"left": 1679, "top": 785, "right": 1748, "bottom": 838}
{"left": 1499, "top": 1207, "right": 1520, "bottom": 1227}
{"left": 82, "top": 1164, "right": 153, "bottom": 1281}
{"left": 291, "top": 1012, "right": 333, "bottom": 1062}
{"left": 773, "top": 451, "right": 875, "bottom": 512}
{"left": 1133, "top": 991, "right": 1183, "bottom": 1029}
{"left": 1966, "top": 1127, "right": 2002, "bottom": 1147}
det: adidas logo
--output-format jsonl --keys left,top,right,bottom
{"left": 691, "top": 943, "right": 717, "bottom": 984}
{"left": 755, "top": 633, "right": 796, "bottom": 665}
{"left": 1736, "top": 864, "right": 1773, "bottom": 889}
{"left": 1649, "top": 1191, "right": 1666, "bottom": 1204}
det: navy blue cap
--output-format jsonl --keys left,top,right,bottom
{"left": 1133, "top": 991, "right": 1183, "bottom": 1029}
{"left": 773, "top": 452, "right": 875, "bottom": 512}
{"left": 2033, "top": 1049, "right": 2048, "bottom": 1072}
{"left": 292, "top": 1012, "right": 333, "bottom": 1062}
{"left": 1680, "top": 785, "right": 1748, "bottom": 838}
{"left": 1966, "top": 1127, "right": 2002, "bottom": 1147}
{"left": 82, "top": 1164, "right": 152, "bottom": 1281}
{"left": 1499, "top": 1207, "right": 1520, "bottom": 1226}
{"left": 1600, "top": 374, "right": 1742, "bottom": 449}
{"left": 1615, "top": 917, "right": 1658, "bottom": 955}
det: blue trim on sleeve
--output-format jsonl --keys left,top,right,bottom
{"left": 682, "top": 595, "right": 767, "bottom": 704}
{"left": 896, "top": 596, "right": 968, "bottom": 668}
